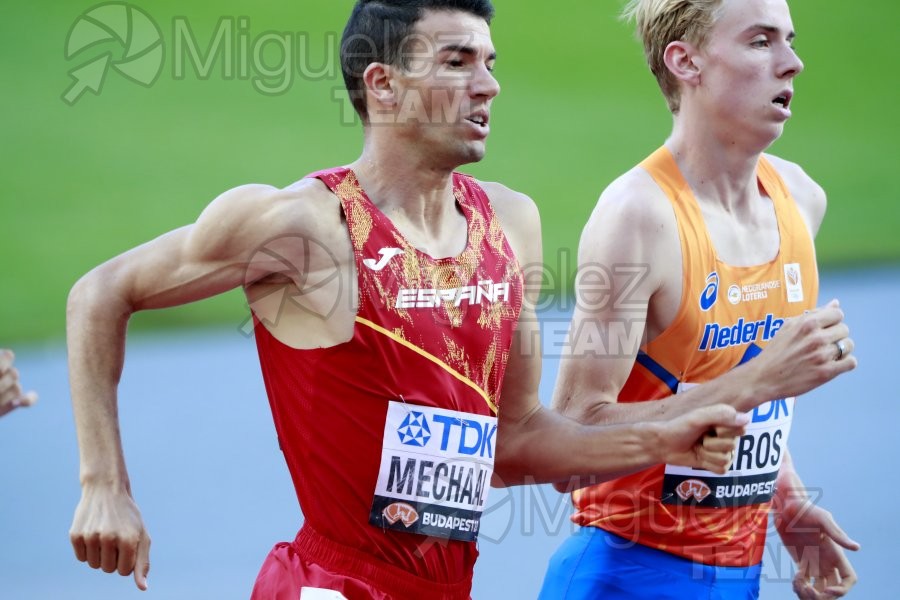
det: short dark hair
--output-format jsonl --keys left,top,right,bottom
{"left": 341, "top": 0, "right": 495, "bottom": 122}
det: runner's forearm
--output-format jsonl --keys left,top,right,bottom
{"left": 564, "top": 364, "right": 770, "bottom": 428}
{"left": 495, "top": 406, "right": 661, "bottom": 486}
{"left": 67, "top": 272, "right": 135, "bottom": 488}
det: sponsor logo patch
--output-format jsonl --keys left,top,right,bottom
{"left": 364, "top": 247, "right": 404, "bottom": 271}
{"left": 397, "top": 411, "right": 431, "bottom": 447}
{"left": 699, "top": 272, "right": 719, "bottom": 311}
{"left": 675, "top": 479, "right": 712, "bottom": 502}
{"left": 741, "top": 279, "right": 781, "bottom": 303}
{"left": 382, "top": 502, "right": 419, "bottom": 527}
{"left": 784, "top": 263, "right": 804, "bottom": 303}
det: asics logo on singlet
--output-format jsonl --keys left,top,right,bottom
{"left": 364, "top": 247, "right": 404, "bottom": 271}
{"left": 699, "top": 313, "right": 785, "bottom": 351}
{"left": 396, "top": 280, "right": 510, "bottom": 310}
{"left": 699, "top": 272, "right": 719, "bottom": 311}
{"left": 675, "top": 479, "right": 712, "bottom": 503}
{"left": 397, "top": 411, "right": 432, "bottom": 447}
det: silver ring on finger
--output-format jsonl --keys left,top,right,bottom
{"left": 834, "top": 339, "right": 846, "bottom": 361}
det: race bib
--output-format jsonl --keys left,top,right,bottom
{"left": 661, "top": 383, "right": 794, "bottom": 508}
{"left": 369, "top": 401, "right": 497, "bottom": 541}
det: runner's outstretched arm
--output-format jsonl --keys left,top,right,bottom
{"left": 67, "top": 183, "right": 322, "bottom": 590}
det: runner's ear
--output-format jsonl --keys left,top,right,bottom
{"left": 363, "top": 63, "right": 396, "bottom": 108}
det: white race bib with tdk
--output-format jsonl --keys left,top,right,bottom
{"left": 369, "top": 401, "right": 497, "bottom": 541}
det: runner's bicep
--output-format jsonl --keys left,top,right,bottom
{"left": 551, "top": 201, "right": 658, "bottom": 418}
{"left": 497, "top": 301, "right": 543, "bottom": 421}
{"left": 78, "top": 185, "right": 285, "bottom": 312}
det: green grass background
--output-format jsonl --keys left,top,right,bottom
{"left": 2, "top": 0, "right": 898, "bottom": 343}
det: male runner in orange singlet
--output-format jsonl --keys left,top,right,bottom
{"left": 540, "top": 1, "right": 858, "bottom": 598}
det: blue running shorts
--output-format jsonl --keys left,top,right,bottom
{"left": 538, "top": 527, "right": 761, "bottom": 600}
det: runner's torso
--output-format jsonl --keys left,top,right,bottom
{"left": 252, "top": 168, "right": 524, "bottom": 584}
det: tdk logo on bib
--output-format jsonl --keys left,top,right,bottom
{"left": 397, "top": 411, "right": 431, "bottom": 447}
{"left": 396, "top": 409, "right": 496, "bottom": 457}
{"left": 699, "top": 272, "right": 719, "bottom": 311}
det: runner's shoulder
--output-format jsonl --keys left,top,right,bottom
{"left": 214, "top": 177, "right": 341, "bottom": 233}
{"left": 588, "top": 165, "right": 674, "bottom": 238}
{"left": 763, "top": 154, "right": 825, "bottom": 202}
{"left": 188, "top": 177, "right": 346, "bottom": 259}
{"left": 763, "top": 153, "right": 826, "bottom": 233}
{"left": 476, "top": 180, "right": 537, "bottom": 216}
{"left": 474, "top": 179, "right": 540, "bottom": 238}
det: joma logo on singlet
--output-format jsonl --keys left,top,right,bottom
{"left": 698, "top": 313, "right": 785, "bottom": 351}
{"left": 396, "top": 280, "right": 510, "bottom": 309}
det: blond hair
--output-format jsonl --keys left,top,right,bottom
{"left": 622, "top": 0, "right": 724, "bottom": 113}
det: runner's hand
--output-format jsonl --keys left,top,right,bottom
{"left": 776, "top": 502, "right": 859, "bottom": 599}
{"left": 650, "top": 404, "right": 748, "bottom": 473}
{"left": 0, "top": 350, "right": 38, "bottom": 418}
{"left": 70, "top": 485, "right": 151, "bottom": 590}
{"left": 751, "top": 301, "right": 856, "bottom": 402}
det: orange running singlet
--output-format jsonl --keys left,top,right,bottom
{"left": 571, "top": 147, "right": 819, "bottom": 567}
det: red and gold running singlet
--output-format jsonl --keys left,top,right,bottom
{"left": 252, "top": 168, "right": 523, "bottom": 589}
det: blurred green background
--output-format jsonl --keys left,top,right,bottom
{"left": 2, "top": 0, "right": 898, "bottom": 343}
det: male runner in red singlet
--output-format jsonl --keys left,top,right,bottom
{"left": 540, "top": 1, "right": 859, "bottom": 599}
{"left": 0, "top": 349, "right": 37, "bottom": 418}
{"left": 66, "top": 1, "right": 852, "bottom": 598}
